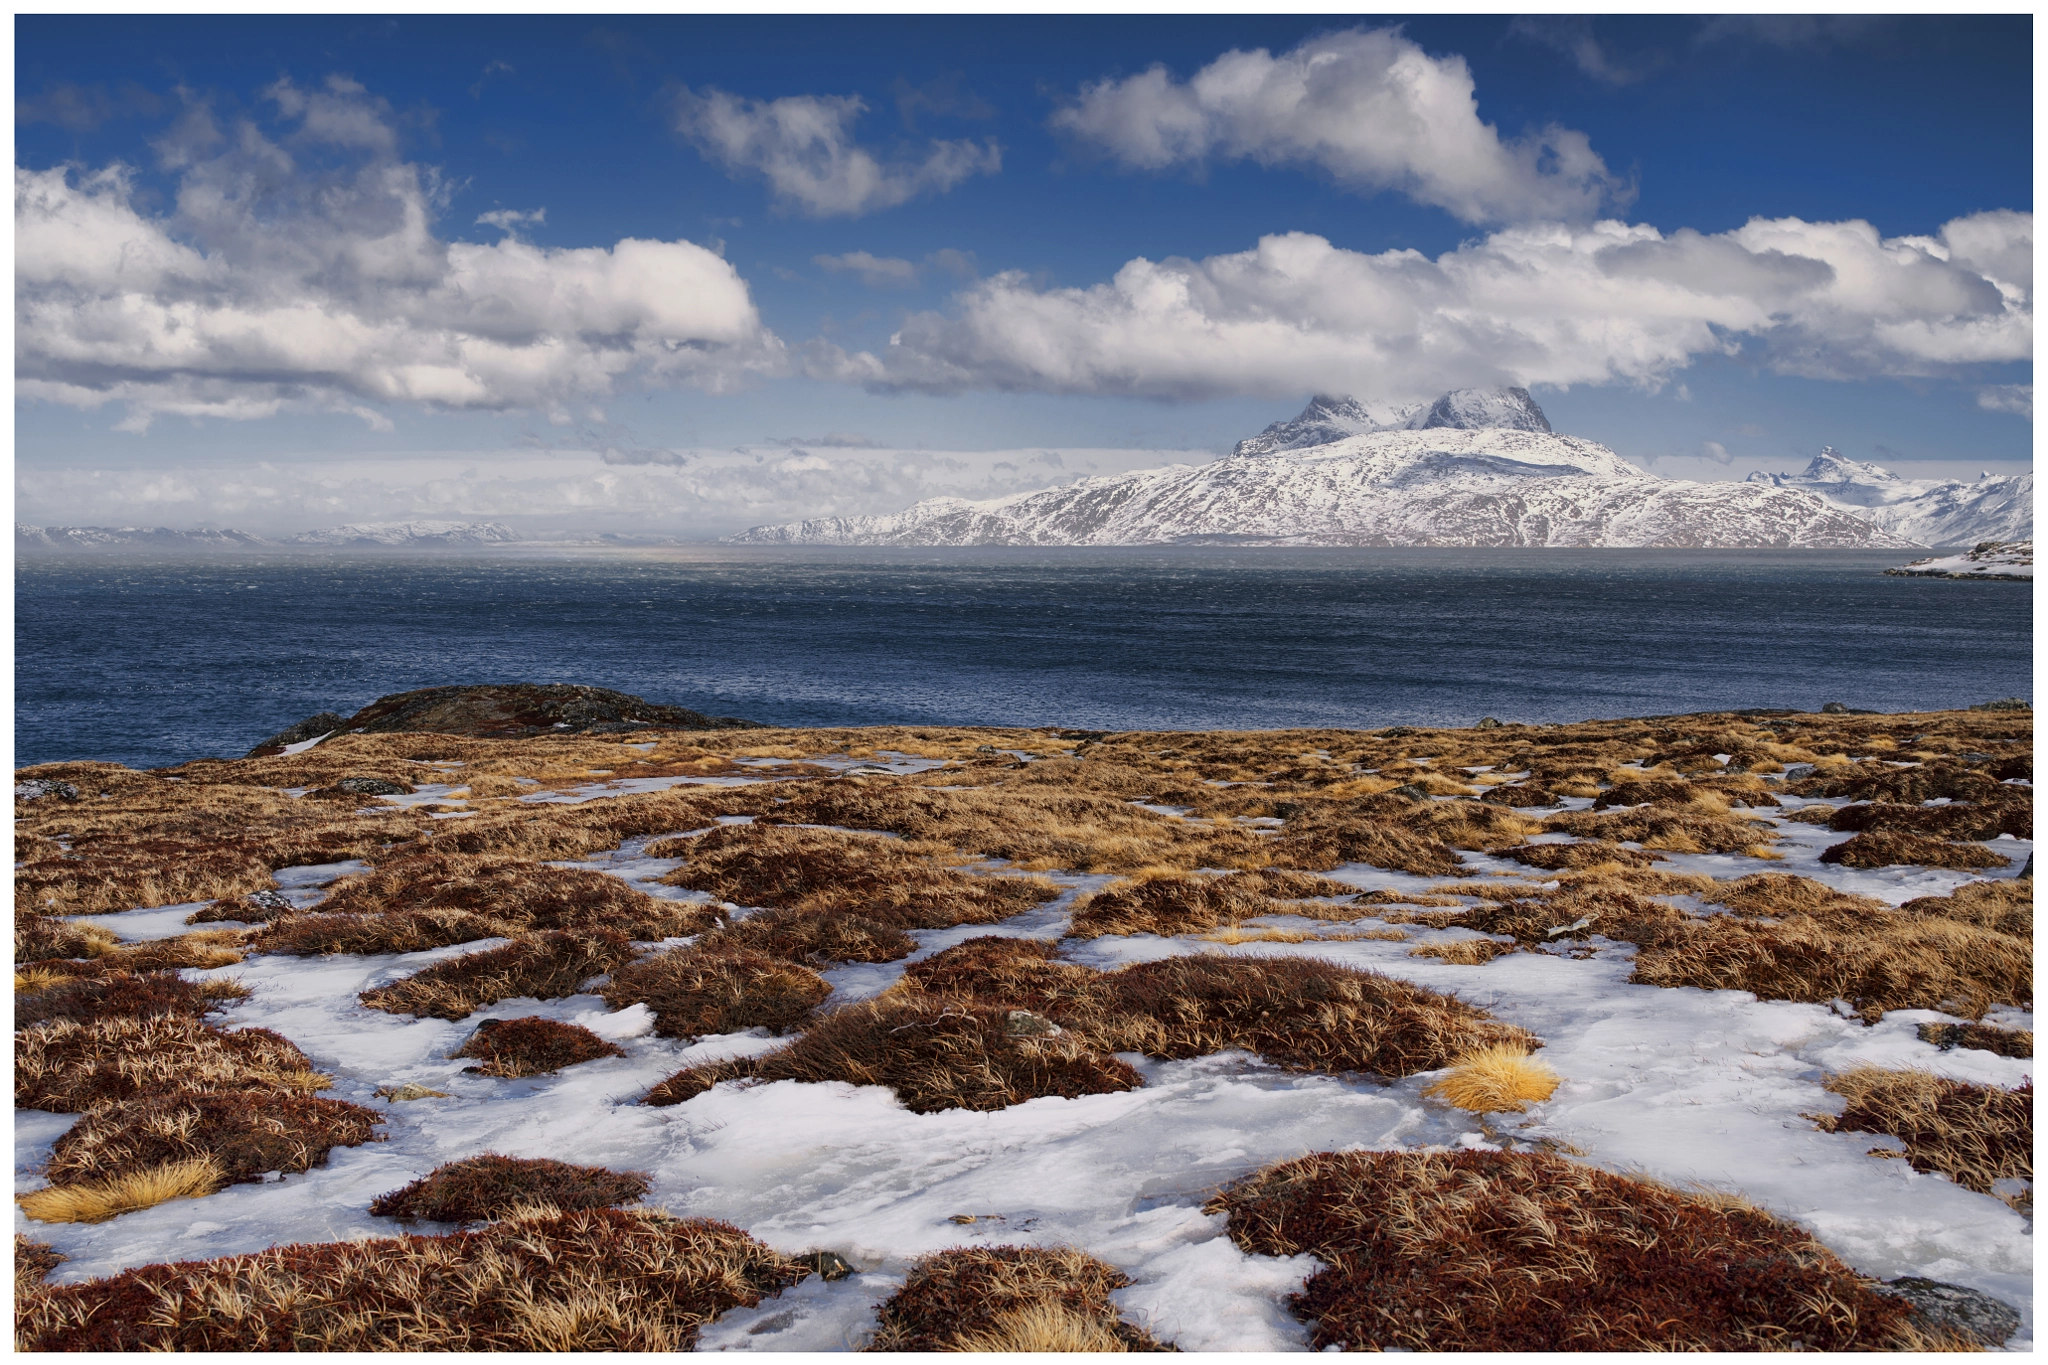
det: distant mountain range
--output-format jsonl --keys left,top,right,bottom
{"left": 1745, "top": 450, "right": 2032, "bottom": 547}
{"left": 16, "top": 520, "right": 519, "bottom": 552}
{"left": 732, "top": 388, "right": 2024, "bottom": 549}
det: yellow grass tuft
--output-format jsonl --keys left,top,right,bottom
{"left": 951, "top": 1300, "right": 1136, "bottom": 1352}
{"left": 1409, "top": 939, "right": 1515, "bottom": 966}
{"left": 1201, "top": 926, "right": 1311, "bottom": 944}
{"left": 18, "top": 1155, "right": 223, "bottom": 1224}
{"left": 1421, "top": 1044, "right": 1560, "bottom": 1113}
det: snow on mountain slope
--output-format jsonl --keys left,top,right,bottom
{"left": 734, "top": 392, "right": 1913, "bottom": 549}
{"left": 15, "top": 524, "right": 270, "bottom": 551}
{"left": 1747, "top": 450, "right": 2033, "bottom": 546}
{"left": 1231, "top": 387, "right": 1548, "bottom": 457}
{"left": 281, "top": 520, "right": 518, "bottom": 546}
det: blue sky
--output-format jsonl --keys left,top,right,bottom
{"left": 15, "top": 14, "right": 2033, "bottom": 535}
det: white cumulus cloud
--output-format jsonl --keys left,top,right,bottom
{"left": 16, "top": 78, "right": 784, "bottom": 431}
{"left": 1050, "top": 27, "right": 1628, "bottom": 224}
{"left": 806, "top": 212, "right": 2033, "bottom": 402}
{"left": 814, "top": 250, "right": 921, "bottom": 288}
{"left": 1977, "top": 384, "right": 2032, "bottom": 420}
{"left": 675, "top": 87, "right": 999, "bottom": 217}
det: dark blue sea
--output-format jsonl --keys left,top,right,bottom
{"left": 14, "top": 548, "right": 2033, "bottom": 771}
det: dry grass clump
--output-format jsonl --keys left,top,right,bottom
{"left": 1069, "top": 871, "right": 1298, "bottom": 939}
{"left": 603, "top": 945, "right": 832, "bottom": 1039}
{"left": 18, "top": 1157, "right": 225, "bottom": 1225}
{"left": 1827, "top": 793, "right": 2032, "bottom": 841}
{"left": 1478, "top": 783, "right": 1558, "bottom": 807}
{"left": 253, "top": 908, "right": 507, "bottom": 957}
{"left": 16, "top": 1235, "right": 65, "bottom": 1293}
{"left": 865, "top": 1246, "right": 1172, "bottom": 1352}
{"left": 1815, "top": 1068, "right": 2032, "bottom": 1202}
{"left": 1544, "top": 804, "right": 1775, "bottom": 855}
{"left": 644, "top": 997, "right": 1143, "bottom": 1112}
{"left": 1493, "top": 839, "right": 1656, "bottom": 871}
{"left": 703, "top": 907, "right": 916, "bottom": 965}
{"left": 17, "top": 1016, "right": 331, "bottom": 1112}
{"left": 16, "top": 970, "right": 237, "bottom": 1027}
{"left": 359, "top": 930, "right": 637, "bottom": 1021}
{"left": 1819, "top": 831, "right": 2010, "bottom": 870}
{"left": 450, "top": 1017, "right": 627, "bottom": 1077}
{"left": 1791, "top": 758, "right": 2009, "bottom": 806}
{"left": 893, "top": 938, "right": 1533, "bottom": 1082}
{"left": 317, "top": 854, "right": 719, "bottom": 940}
{"left": 1917, "top": 1022, "right": 2032, "bottom": 1058}
{"left": 1206, "top": 1149, "right": 1925, "bottom": 1351}
{"left": 14, "top": 1207, "right": 809, "bottom": 1351}
{"left": 369, "top": 1155, "right": 650, "bottom": 1224}
{"left": 1408, "top": 938, "right": 1515, "bottom": 966}
{"left": 94, "top": 931, "right": 249, "bottom": 973}
{"left": 657, "top": 825, "right": 1058, "bottom": 929}
{"left": 26, "top": 1090, "right": 384, "bottom": 1221}
{"left": 734, "top": 779, "right": 1267, "bottom": 873}
{"left": 188, "top": 891, "right": 299, "bottom": 924}
{"left": 1628, "top": 875, "right": 2030, "bottom": 1020}
{"left": 1419, "top": 1043, "right": 1560, "bottom": 1111}
{"left": 14, "top": 914, "right": 118, "bottom": 964}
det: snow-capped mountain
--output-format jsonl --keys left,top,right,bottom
{"left": 17, "top": 520, "right": 519, "bottom": 551}
{"left": 731, "top": 390, "right": 1915, "bottom": 549}
{"left": 1231, "top": 386, "right": 1549, "bottom": 456}
{"left": 15, "top": 525, "right": 270, "bottom": 551}
{"left": 280, "top": 520, "right": 518, "bottom": 547}
{"left": 1746, "top": 450, "right": 2032, "bottom": 546}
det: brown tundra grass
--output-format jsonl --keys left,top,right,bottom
{"left": 651, "top": 939, "right": 1536, "bottom": 1111}
{"left": 603, "top": 945, "right": 832, "bottom": 1039}
{"left": 1814, "top": 1068, "right": 2032, "bottom": 1203}
{"left": 656, "top": 824, "right": 1058, "bottom": 928}
{"left": 1917, "top": 1022, "right": 2032, "bottom": 1058}
{"left": 450, "top": 1017, "right": 627, "bottom": 1077}
{"left": 315, "top": 853, "right": 720, "bottom": 939}
{"left": 14, "top": 914, "right": 119, "bottom": 964}
{"left": 24, "top": 1090, "right": 384, "bottom": 1221}
{"left": 254, "top": 908, "right": 508, "bottom": 957}
{"left": 1820, "top": 831, "right": 2011, "bottom": 871}
{"left": 15, "top": 969, "right": 244, "bottom": 1027}
{"left": 359, "top": 930, "right": 638, "bottom": 1020}
{"left": 1208, "top": 1149, "right": 1939, "bottom": 1351}
{"left": 369, "top": 1155, "right": 650, "bottom": 1224}
{"left": 13, "top": 1207, "right": 808, "bottom": 1351}
{"left": 703, "top": 906, "right": 917, "bottom": 965}
{"left": 1067, "top": 869, "right": 1355, "bottom": 939}
{"left": 15, "top": 1235, "right": 64, "bottom": 1294}
{"left": 17, "top": 1016, "right": 331, "bottom": 1112}
{"left": 646, "top": 997, "right": 1144, "bottom": 1112}
{"left": 865, "top": 1246, "right": 1173, "bottom": 1351}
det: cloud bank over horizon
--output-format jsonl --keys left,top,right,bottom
{"left": 17, "top": 76, "right": 786, "bottom": 433}
{"left": 808, "top": 211, "right": 2032, "bottom": 402}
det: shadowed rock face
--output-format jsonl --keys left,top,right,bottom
{"left": 248, "top": 684, "right": 754, "bottom": 756}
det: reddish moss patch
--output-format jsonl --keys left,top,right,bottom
{"left": 369, "top": 1154, "right": 650, "bottom": 1224}
{"left": 1208, "top": 1149, "right": 1922, "bottom": 1351}
{"left": 359, "top": 930, "right": 637, "bottom": 1021}
{"left": 44, "top": 1089, "right": 384, "bottom": 1189}
{"left": 603, "top": 945, "right": 831, "bottom": 1039}
{"left": 866, "top": 1246, "right": 1173, "bottom": 1351}
{"left": 15, "top": 1208, "right": 806, "bottom": 1351}
{"left": 450, "top": 1017, "right": 626, "bottom": 1077}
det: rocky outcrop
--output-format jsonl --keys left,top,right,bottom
{"left": 248, "top": 685, "right": 754, "bottom": 757}
{"left": 1885, "top": 540, "right": 2032, "bottom": 581}
{"left": 1230, "top": 386, "right": 1547, "bottom": 457}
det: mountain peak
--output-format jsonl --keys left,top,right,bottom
{"left": 1417, "top": 386, "right": 1551, "bottom": 434}
{"left": 1233, "top": 386, "right": 1548, "bottom": 456}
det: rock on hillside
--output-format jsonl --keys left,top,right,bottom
{"left": 248, "top": 684, "right": 754, "bottom": 757}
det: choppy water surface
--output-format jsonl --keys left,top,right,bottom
{"left": 15, "top": 547, "right": 2032, "bottom": 769}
